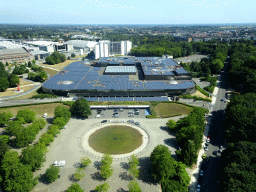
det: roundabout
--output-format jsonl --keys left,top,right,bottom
{"left": 81, "top": 123, "right": 150, "bottom": 160}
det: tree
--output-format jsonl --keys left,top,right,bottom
{"left": 128, "top": 155, "right": 140, "bottom": 179}
{"left": 128, "top": 180, "right": 142, "bottom": 192}
{"left": 74, "top": 167, "right": 85, "bottom": 181}
{"left": 20, "top": 144, "right": 46, "bottom": 172}
{"left": 80, "top": 156, "right": 92, "bottom": 168}
{"left": 0, "top": 139, "right": 10, "bottom": 160}
{"left": 166, "top": 119, "right": 176, "bottom": 132}
{"left": 32, "top": 59, "right": 36, "bottom": 65}
{"left": 8, "top": 74, "right": 19, "bottom": 87}
{"left": 45, "top": 165, "right": 60, "bottom": 183}
{"left": 71, "top": 97, "right": 92, "bottom": 118}
{"left": 47, "top": 125, "right": 60, "bottom": 136}
{"left": 66, "top": 183, "right": 84, "bottom": 192}
{"left": 0, "top": 111, "right": 13, "bottom": 126}
{"left": 39, "top": 133, "right": 54, "bottom": 146}
{"left": 0, "top": 78, "right": 9, "bottom": 92}
{"left": 39, "top": 70, "right": 48, "bottom": 81}
{"left": 54, "top": 105, "right": 71, "bottom": 123}
{"left": 100, "top": 154, "right": 113, "bottom": 179}
{"left": 16, "top": 109, "right": 36, "bottom": 123}
{"left": 71, "top": 53, "right": 76, "bottom": 58}
{"left": 6, "top": 120, "right": 23, "bottom": 135}
{"left": 95, "top": 183, "right": 110, "bottom": 192}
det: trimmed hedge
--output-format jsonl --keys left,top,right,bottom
{"left": 196, "top": 85, "right": 210, "bottom": 97}
{"left": 180, "top": 95, "right": 212, "bottom": 102}
{"left": 31, "top": 94, "right": 57, "bottom": 99}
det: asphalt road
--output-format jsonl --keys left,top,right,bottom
{"left": 199, "top": 62, "right": 229, "bottom": 192}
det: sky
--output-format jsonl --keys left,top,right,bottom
{"left": 0, "top": 0, "right": 256, "bottom": 24}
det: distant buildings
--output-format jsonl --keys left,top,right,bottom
{"left": 94, "top": 40, "right": 132, "bottom": 59}
{"left": 0, "top": 48, "right": 30, "bottom": 63}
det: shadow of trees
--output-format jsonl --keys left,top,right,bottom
{"left": 94, "top": 161, "right": 102, "bottom": 170}
{"left": 120, "top": 162, "right": 129, "bottom": 170}
{"left": 163, "top": 138, "right": 179, "bottom": 149}
{"left": 117, "top": 188, "right": 128, "bottom": 192}
{"left": 38, "top": 174, "right": 49, "bottom": 185}
{"left": 138, "top": 157, "right": 158, "bottom": 185}
{"left": 119, "top": 172, "right": 133, "bottom": 181}
{"left": 90, "top": 171, "right": 106, "bottom": 181}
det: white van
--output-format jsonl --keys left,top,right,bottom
{"left": 53, "top": 160, "right": 65, "bottom": 167}
{"left": 96, "top": 114, "right": 101, "bottom": 118}
{"left": 43, "top": 113, "right": 47, "bottom": 118}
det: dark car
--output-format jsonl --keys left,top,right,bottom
{"left": 113, "top": 109, "right": 119, "bottom": 112}
{"left": 127, "top": 120, "right": 135, "bottom": 123}
{"left": 134, "top": 108, "right": 139, "bottom": 112}
{"left": 101, "top": 120, "right": 107, "bottom": 123}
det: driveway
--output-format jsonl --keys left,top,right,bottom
{"left": 32, "top": 115, "right": 185, "bottom": 192}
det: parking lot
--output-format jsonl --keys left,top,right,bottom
{"left": 90, "top": 108, "right": 146, "bottom": 119}
{"left": 32, "top": 114, "right": 186, "bottom": 192}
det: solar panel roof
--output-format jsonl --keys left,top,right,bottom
{"left": 105, "top": 66, "right": 137, "bottom": 73}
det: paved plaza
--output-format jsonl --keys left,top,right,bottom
{"left": 32, "top": 115, "right": 186, "bottom": 192}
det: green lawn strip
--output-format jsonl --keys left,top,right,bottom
{"left": 0, "top": 102, "right": 69, "bottom": 116}
{"left": 88, "top": 125, "right": 143, "bottom": 154}
{"left": 153, "top": 103, "right": 193, "bottom": 118}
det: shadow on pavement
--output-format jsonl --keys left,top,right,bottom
{"left": 119, "top": 172, "right": 133, "bottom": 181}
{"left": 117, "top": 188, "right": 128, "bottom": 192}
{"left": 90, "top": 171, "right": 106, "bottom": 181}
{"left": 120, "top": 162, "right": 129, "bottom": 170}
{"left": 138, "top": 157, "right": 158, "bottom": 185}
{"left": 163, "top": 138, "right": 179, "bottom": 149}
{"left": 38, "top": 174, "right": 49, "bottom": 185}
{"left": 94, "top": 161, "right": 102, "bottom": 170}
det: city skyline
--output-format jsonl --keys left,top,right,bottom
{"left": 0, "top": 0, "right": 255, "bottom": 24}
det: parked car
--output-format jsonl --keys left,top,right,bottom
{"left": 128, "top": 114, "right": 134, "bottom": 117}
{"left": 219, "top": 146, "right": 223, "bottom": 153}
{"left": 63, "top": 125, "right": 67, "bottom": 129}
{"left": 119, "top": 108, "right": 123, "bottom": 112}
{"left": 101, "top": 120, "right": 107, "bottom": 123}
{"left": 204, "top": 146, "right": 208, "bottom": 151}
{"left": 43, "top": 113, "right": 47, "bottom": 118}
{"left": 197, "top": 185, "right": 201, "bottom": 191}
{"left": 95, "top": 114, "right": 101, "bottom": 118}
{"left": 200, "top": 170, "right": 203, "bottom": 176}
{"left": 134, "top": 108, "right": 139, "bottom": 112}
{"left": 127, "top": 120, "right": 135, "bottom": 124}
{"left": 134, "top": 122, "right": 140, "bottom": 126}
{"left": 113, "top": 109, "right": 119, "bottom": 112}
{"left": 128, "top": 111, "right": 134, "bottom": 114}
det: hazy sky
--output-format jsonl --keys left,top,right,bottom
{"left": 0, "top": 0, "right": 255, "bottom": 24}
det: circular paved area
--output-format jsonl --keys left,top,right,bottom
{"left": 81, "top": 123, "right": 150, "bottom": 160}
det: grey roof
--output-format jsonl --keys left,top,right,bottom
{"left": 0, "top": 48, "right": 28, "bottom": 55}
{"left": 30, "top": 50, "right": 49, "bottom": 55}
{"left": 105, "top": 66, "right": 137, "bottom": 73}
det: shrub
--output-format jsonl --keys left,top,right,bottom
{"left": 39, "top": 133, "right": 54, "bottom": 146}
{"left": 34, "top": 119, "right": 47, "bottom": 129}
{"left": 54, "top": 105, "right": 71, "bottom": 123}
{"left": 81, "top": 156, "right": 92, "bottom": 168}
{"left": 45, "top": 165, "right": 60, "bottom": 183}
{"left": 196, "top": 85, "right": 210, "bottom": 97}
{"left": 71, "top": 53, "right": 76, "bottom": 58}
{"left": 16, "top": 109, "right": 36, "bottom": 123}
{"left": 52, "top": 117, "right": 66, "bottom": 129}
{"left": 95, "top": 183, "right": 110, "bottom": 192}
{"left": 74, "top": 167, "right": 85, "bottom": 181}
{"left": 67, "top": 183, "right": 84, "bottom": 192}
{"left": 31, "top": 94, "right": 57, "bottom": 99}
{"left": 0, "top": 111, "right": 13, "bottom": 126}
{"left": 47, "top": 125, "right": 60, "bottom": 136}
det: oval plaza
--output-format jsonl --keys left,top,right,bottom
{"left": 42, "top": 57, "right": 196, "bottom": 101}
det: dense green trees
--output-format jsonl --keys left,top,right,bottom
{"left": 168, "top": 107, "right": 206, "bottom": 166}
{"left": 20, "top": 144, "right": 46, "bottom": 171}
{"left": 219, "top": 141, "right": 256, "bottom": 192}
{"left": 150, "top": 145, "right": 190, "bottom": 192}
{"left": 1, "top": 151, "right": 37, "bottom": 192}
{"left": 27, "top": 65, "right": 48, "bottom": 82}
{"left": 12, "top": 64, "right": 27, "bottom": 75}
{"left": 45, "top": 165, "right": 60, "bottom": 183}
{"left": 67, "top": 183, "right": 84, "bottom": 192}
{"left": 45, "top": 51, "right": 66, "bottom": 65}
{"left": 223, "top": 93, "right": 256, "bottom": 143}
{"left": 54, "top": 105, "right": 71, "bottom": 124}
{"left": 71, "top": 97, "right": 92, "bottom": 118}
{"left": 0, "top": 77, "right": 10, "bottom": 92}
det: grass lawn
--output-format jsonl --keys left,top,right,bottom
{"left": 0, "top": 103, "right": 70, "bottom": 117}
{"left": 38, "top": 60, "right": 78, "bottom": 69}
{"left": 9, "top": 89, "right": 40, "bottom": 100}
{"left": 41, "top": 67, "right": 60, "bottom": 76}
{"left": 154, "top": 103, "right": 193, "bottom": 117}
{"left": 88, "top": 125, "right": 143, "bottom": 154}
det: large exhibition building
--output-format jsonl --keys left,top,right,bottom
{"left": 42, "top": 56, "right": 195, "bottom": 101}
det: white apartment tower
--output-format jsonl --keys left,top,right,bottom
{"left": 94, "top": 40, "right": 132, "bottom": 59}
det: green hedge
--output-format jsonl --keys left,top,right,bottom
{"left": 196, "top": 85, "right": 210, "bottom": 97}
{"left": 180, "top": 95, "right": 212, "bottom": 102}
{"left": 31, "top": 94, "right": 57, "bottom": 99}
